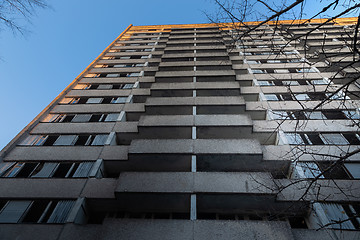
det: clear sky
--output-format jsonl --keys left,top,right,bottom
{"left": 0, "top": 0, "right": 219, "bottom": 150}
{"left": 0, "top": 0, "right": 358, "bottom": 150}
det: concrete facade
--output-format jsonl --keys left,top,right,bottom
{"left": 0, "top": 18, "right": 359, "bottom": 239}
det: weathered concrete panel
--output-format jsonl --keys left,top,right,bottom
{"left": 67, "top": 89, "right": 131, "bottom": 97}
{"left": 59, "top": 224, "right": 103, "bottom": 240}
{"left": 101, "top": 219, "right": 193, "bottom": 240}
{"left": 52, "top": 104, "right": 124, "bottom": 114}
{"left": 100, "top": 146, "right": 129, "bottom": 160}
{"left": 0, "top": 179, "right": 86, "bottom": 198}
{"left": 194, "top": 139, "right": 262, "bottom": 154}
{"left": 5, "top": 146, "right": 102, "bottom": 161}
{"left": 81, "top": 178, "right": 117, "bottom": 198}
{"left": 194, "top": 220, "right": 294, "bottom": 240}
{"left": 32, "top": 122, "right": 115, "bottom": 134}
{"left": 292, "top": 229, "right": 359, "bottom": 240}
{"left": 0, "top": 224, "right": 62, "bottom": 240}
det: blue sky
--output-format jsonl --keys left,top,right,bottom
{"left": 0, "top": 0, "right": 217, "bottom": 149}
{"left": 0, "top": 0, "right": 358, "bottom": 150}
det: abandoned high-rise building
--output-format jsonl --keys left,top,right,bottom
{"left": 0, "top": 18, "right": 359, "bottom": 239}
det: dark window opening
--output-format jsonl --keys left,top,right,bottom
{"left": 22, "top": 200, "right": 50, "bottom": 223}
{"left": 318, "top": 162, "right": 351, "bottom": 179}
{"left": 342, "top": 205, "right": 360, "bottom": 229}
{"left": 67, "top": 163, "right": 80, "bottom": 177}
{"left": 281, "top": 94, "right": 293, "bottom": 101}
{"left": 89, "top": 114, "right": 102, "bottom": 122}
{"left": 308, "top": 93, "right": 327, "bottom": 101}
{"left": 78, "top": 98, "right": 88, "bottom": 104}
{"left": 291, "top": 111, "right": 306, "bottom": 120}
{"left": 52, "top": 163, "right": 73, "bottom": 178}
{"left": 43, "top": 136, "right": 58, "bottom": 146}
{"left": 15, "top": 163, "right": 38, "bottom": 178}
{"left": 289, "top": 217, "right": 308, "bottom": 229}
{"left": 0, "top": 200, "right": 7, "bottom": 212}
{"left": 102, "top": 97, "right": 112, "bottom": 104}
{"left": 306, "top": 134, "right": 324, "bottom": 145}
{"left": 343, "top": 133, "right": 360, "bottom": 145}
{"left": 40, "top": 201, "right": 58, "bottom": 223}
{"left": 62, "top": 115, "right": 75, "bottom": 122}
{"left": 75, "top": 135, "right": 90, "bottom": 146}
{"left": 299, "top": 134, "right": 311, "bottom": 144}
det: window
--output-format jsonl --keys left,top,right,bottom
{"left": 42, "top": 113, "right": 120, "bottom": 123}
{"left": 91, "top": 135, "right": 108, "bottom": 146}
{"left": 306, "top": 133, "right": 324, "bottom": 145}
{"left": 246, "top": 60, "right": 260, "bottom": 64}
{"left": 97, "top": 84, "right": 112, "bottom": 90}
{"left": 282, "top": 81, "right": 299, "bottom": 86}
{"left": 345, "top": 163, "right": 360, "bottom": 179}
{"left": 294, "top": 162, "right": 324, "bottom": 179}
{"left": 257, "top": 80, "right": 275, "bottom": 86}
{"left": 284, "top": 50, "right": 298, "bottom": 55}
{"left": 32, "top": 163, "right": 58, "bottom": 178}
{"left": 290, "top": 58, "right": 304, "bottom": 63}
{"left": 20, "top": 135, "right": 48, "bottom": 146}
{"left": 296, "top": 68, "right": 317, "bottom": 73}
{"left": 239, "top": 52, "right": 252, "bottom": 56}
{"left": 263, "top": 94, "right": 279, "bottom": 101}
{"left": 0, "top": 201, "right": 32, "bottom": 223}
{"left": 304, "top": 111, "right": 326, "bottom": 120}
{"left": 73, "top": 84, "right": 90, "bottom": 90}
{"left": 250, "top": 69, "right": 265, "bottom": 74}
{"left": 2, "top": 163, "right": 24, "bottom": 177}
{"left": 0, "top": 162, "right": 94, "bottom": 178}
{"left": 267, "top": 60, "right": 281, "bottom": 63}
{"left": 285, "top": 133, "right": 305, "bottom": 145}
{"left": 112, "top": 97, "right": 127, "bottom": 103}
{"left": 323, "top": 110, "right": 347, "bottom": 119}
{"left": 269, "top": 111, "right": 289, "bottom": 120}
{"left": 343, "top": 110, "right": 360, "bottom": 119}
{"left": 294, "top": 94, "right": 310, "bottom": 101}
{"left": 106, "top": 73, "right": 119, "bottom": 78}
{"left": 327, "top": 92, "right": 350, "bottom": 100}
{"left": 42, "top": 114, "right": 65, "bottom": 123}
{"left": 320, "top": 133, "right": 349, "bottom": 145}
{"left": 53, "top": 135, "right": 78, "bottom": 146}
{"left": 343, "top": 133, "right": 360, "bottom": 145}
{"left": 274, "top": 69, "right": 290, "bottom": 74}
{"left": 311, "top": 79, "right": 329, "bottom": 85}
{"left": 315, "top": 203, "right": 360, "bottom": 230}
{"left": 59, "top": 98, "right": 79, "bottom": 104}
{"left": 104, "top": 113, "right": 119, "bottom": 122}
{"left": 283, "top": 132, "right": 357, "bottom": 145}
{"left": 0, "top": 200, "right": 75, "bottom": 224}
{"left": 128, "top": 72, "right": 141, "bottom": 77}
{"left": 123, "top": 84, "right": 134, "bottom": 89}
{"left": 317, "top": 162, "right": 352, "bottom": 179}
{"left": 59, "top": 97, "right": 130, "bottom": 105}
{"left": 86, "top": 98, "right": 103, "bottom": 104}
{"left": 71, "top": 114, "right": 92, "bottom": 123}
{"left": 19, "top": 134, "right": 109, "bottom": 146}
